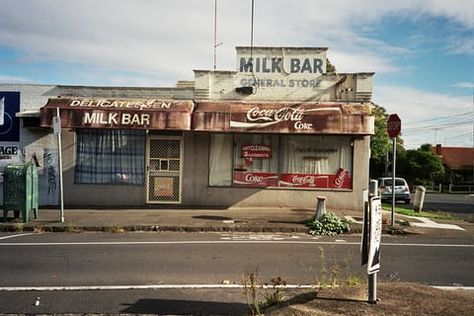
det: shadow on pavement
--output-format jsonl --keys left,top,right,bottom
{"left": 121, "top": 298, "right": 249, "bottom": 315}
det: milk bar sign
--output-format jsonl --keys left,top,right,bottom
{"left": 40, "top": 98, "right": 194, "bottom": 130}
{"left": 237, "top": 47, "right": 327, "bottom": 89}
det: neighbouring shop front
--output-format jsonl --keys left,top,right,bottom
{"left": 3, "top": 46, "right": 375, "bottom": 210}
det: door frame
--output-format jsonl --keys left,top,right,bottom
{"left": 145, "top": 135, "right": 184, "bottom": 204}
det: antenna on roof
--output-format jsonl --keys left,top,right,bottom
{"left": 213, "top": 0, "right": 223, "bottom": 70}
{"left": 250, "top": 0, "right": 255, "bottom": 62}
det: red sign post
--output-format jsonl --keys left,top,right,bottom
{"left": 387, "top": 114, "right": 401, "bottom": 138}
{"left": 386, "top": 113, "right": 401, "bottom": 227}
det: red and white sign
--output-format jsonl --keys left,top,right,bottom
{"left": 387, "top": 114, "right": 401, "bottom": 138}
{"left": 279, "top": 170, "right": 351, "bottom": 189}
{"left": 233, "top": 172, "right": 278, "bottom": 187}
{"left": 241, "top": 144, "right": 272, "bottom": 159}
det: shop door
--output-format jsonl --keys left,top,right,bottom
{"left": 146, "top": 136, "right": 183, "bottom": 204}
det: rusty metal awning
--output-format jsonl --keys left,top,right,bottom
{"left": 40, "top": 98, "right": 194, "bottom": 130}
{"left": 193, "top": 101, "right": 374, "bottom": 134}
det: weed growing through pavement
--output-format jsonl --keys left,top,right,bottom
{"left": 243, "top": 267, "right": 261, "bottom": 315}
{"left": 33, "top": 225, "right": 44, "bottom": 233}
{"left": 316, "top": 246, "right": 365, "bottom": 289}
{"left": 103, "top": 225, "right": 125, "bottom": 233}
{"left": 242, "top": 268, "right": 288, "bottom": 315}
{"left": 14, "top": 222, "right": 24, "bottom": 232}
{"left": 64, "top": 222, "right": 82, "bottom": 233}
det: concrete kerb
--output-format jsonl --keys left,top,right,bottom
{"left": 0, "top": 220, "right": 418, "bottom": 235}
{"left": 0, "top": 223, "right": 312, "bottom": 234}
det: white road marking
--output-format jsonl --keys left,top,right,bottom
{"left": 0, "top": 233, "right": 38, "bottom": 240}
{"left": 0, "top": 284, "right": 472, "bottom": 292}
{"left": 0, "top": 240, "right": 472, "bottom": 247}
{"left": 406, "top": 216, "right": 465, "bottom": 230}
{"left": 0, "top": 284, "right": 317, "bottom": 291}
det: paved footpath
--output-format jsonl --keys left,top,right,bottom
{"left": 1, "top": 207, "right": 473, "bottom": 237}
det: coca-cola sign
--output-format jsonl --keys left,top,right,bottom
{"left": 279, "top": 172, "right": 351, "bottom": 189}
{"left": 233, "top": 172, "right": 278, "bottom": 187}
{"left": 247, "top": 107, "right": 305, "bottom": 123}
{"left": 230, "top": 105, "right": 341, "bottom": 132}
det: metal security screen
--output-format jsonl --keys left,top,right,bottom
{"left": 146, "top": 136, "right": 182, "bottom": 204}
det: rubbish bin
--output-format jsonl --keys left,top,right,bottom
{"left": 413, "top": 186, "right": 426, "bottom": 213}
{"left": 2, "top": 162, "right": 39, "bottom": 223}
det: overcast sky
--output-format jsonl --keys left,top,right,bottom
{"left": 0, "top": 0, "right": 473, "bottom": 149}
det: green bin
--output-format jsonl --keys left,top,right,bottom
{"left": 2, "top": 162, "right": 39, "bottom": 223}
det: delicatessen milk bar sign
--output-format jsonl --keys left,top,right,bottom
{"left": 40, "top": 98, "right": 194, "bottom": 130}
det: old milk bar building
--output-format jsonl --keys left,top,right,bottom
{"left": 0, "top": 47, "right": 374, "bottom": 210}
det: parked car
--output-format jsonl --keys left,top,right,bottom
{"left": 377, "top": 177, "right": 411, "bottom": 204}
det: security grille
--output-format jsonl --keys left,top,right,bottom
{"left": 146, "top": 137, "right": 182, "bottom": 203}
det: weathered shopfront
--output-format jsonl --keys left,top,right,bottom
{"left": 2, "top": 46, "right": 374, "bottom": 210}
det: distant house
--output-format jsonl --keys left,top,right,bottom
{"left": 432, "top": 145, "right": 474, "bottom": 183}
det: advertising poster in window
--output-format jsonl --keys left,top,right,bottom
{"left": 233, "top": 172, "right": 279, "bottom": 187}
{"left": 279, "top": 168, "right": 351, "bottom": 189}
{"left": 233, "top": 143, "right": 278, "bottom": 187}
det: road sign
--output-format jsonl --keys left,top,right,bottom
{"left": 387, "top": 114, "right": 401, "bottom": 138}
{"left": 368, "top": 197, "right": 382, "bottom": 274}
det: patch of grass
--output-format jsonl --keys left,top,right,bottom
{"left": 103, "top": 225, "right": 126, "bottom": 233}
{"left": 33, "top": 226, "right": 44, "bottom": 233}
{"left": 64, "top": 222, "right": 83, "bottom": 233}
{"left": 14, "top": 222, "right": 24, "bottom": 232}
{"left": 381, "top": 204, "right": 459, "bottom": 220}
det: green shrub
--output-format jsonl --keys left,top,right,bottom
{"left": 306, "top": 212, "right": 350, "bottom": 236}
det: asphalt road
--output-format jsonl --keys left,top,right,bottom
{"left": 422, "top": 193, "right": 474, "bottom": 219}
{"left": 0, "top": 231, "right": 473, "bottom": 314}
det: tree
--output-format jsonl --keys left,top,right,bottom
{"left": 326, "top": 58, "right": 337, "bottom": 74}
{"left": 397, "top": 144, "right": 445, "bottom": 186}
{"left": 369, "top": 103, "right": 406, "bottom": 179}
{"left": 369, "top": 103, "right": 391, "bottom": 178}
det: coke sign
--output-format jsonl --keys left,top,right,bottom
{"left": 387, "top": 114, "right": 401, "bottom": 138}
{"left": 233, "top": 172, "right": 278, "bottom": 187}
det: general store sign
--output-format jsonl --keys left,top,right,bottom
{"left": 236, "top": 47, "right": 327, "bottom": 89}
{"left": 40, "top": 98, "right": 194, "bottom": 130}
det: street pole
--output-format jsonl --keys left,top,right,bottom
{"left": 55, "top": 107, "right": 64, "bottom": 223}
{"left": 391, "top": 137, "right": 396, "bottom": 227}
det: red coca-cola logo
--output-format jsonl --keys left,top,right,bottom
{"left": 291, "top": 175, "right": 316, "bottom": 185}
{"left": 245, "top": 173, "right": 264, "bottom": 183}
{"left": 333, "top": 168, "right": 348, "bottom": 188}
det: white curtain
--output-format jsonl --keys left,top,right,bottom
{"left": 209, "top": 134, "right": 232, "bottom": 186}
{"left": 281, "top": 135, "right": 352, "bottom": 175}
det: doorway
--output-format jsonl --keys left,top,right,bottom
{"left": 146, "top": 136, "right": 183, "bottom": 204}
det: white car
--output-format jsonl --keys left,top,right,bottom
{"left": 377, "top": 177, "right": 411, "bottom": 204}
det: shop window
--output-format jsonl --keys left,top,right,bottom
{"left": 233, "top": 134, "right": 279, "bottom": 187}
{"left": 75, "top": 129, "right": 145, "bottom": 185}
{"left": 279, "top": 135, "right": 352, "bottom": 189}
{"left": 208, "top": 134, "right": 352, "bottom": 189}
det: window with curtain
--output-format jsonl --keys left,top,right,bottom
{"left": 75, "top": 129, "right": 145, "bottom": 185}
{"left": 279, "top": 135, "right": 352, "bottom": 189}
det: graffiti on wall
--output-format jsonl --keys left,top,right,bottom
{"left": 41, "top": 150, "right": 58, "bottom": 205}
